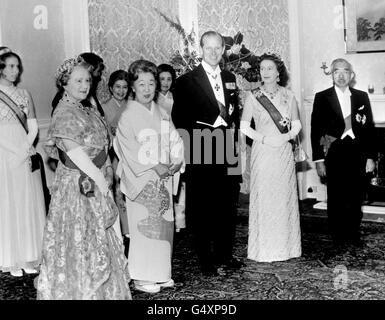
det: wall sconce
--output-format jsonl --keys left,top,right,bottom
{"left": 321, "top": 62, "right": 331, "bottom": 75}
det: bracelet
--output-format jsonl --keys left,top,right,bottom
{"left": 262, "top": 136, "right": 265, "bottom": 144}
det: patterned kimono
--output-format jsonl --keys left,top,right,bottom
{"left": 114, "top": 100, "right": 184, "bottom": 283}
{"left": 36, "top": 96, "right": 131, "bottom": 300}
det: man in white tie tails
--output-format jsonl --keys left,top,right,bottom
{"left": 172, "top": 31, "right": 243, "bottom": 276}
{"left": 311, "top": 58, "right": 377, "bottom": 251}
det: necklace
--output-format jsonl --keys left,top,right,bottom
{"left": 262, "top": 86, "right": 280, "bottom": 100}
{"left": 62, "top": 92, "right": 92, "bottom": 115}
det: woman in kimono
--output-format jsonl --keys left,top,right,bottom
{"left": 114, "top": 60, "right": 184, "bottom": 294}
{"left": 36, "top": 56, "right": 131, "bottom": 300}
{"left": 0, "top": 48, "right": 46, "bottom": 277}
{"left": 156, "top": 63, "right": 186, "bottom": 233}
{"left": 102, "top": 70, "right": 130, "bottom": 251}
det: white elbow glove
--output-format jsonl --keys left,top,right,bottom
{"left": 66, "top": 146, "right": 109, "bottom": 195}
{"left": 288, "top": 120, "right": 302, "bottom": 140}
{"left": 27, "top": 118, "right": 38, "bottom": 146}
{"left": 240, "top": 121, "right": 263, "bottom": 142}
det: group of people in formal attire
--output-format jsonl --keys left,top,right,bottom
{"left": 0, "top": 29, "right": 377, "bottom": 300}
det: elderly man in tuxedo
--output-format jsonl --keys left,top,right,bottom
{"left": 172, "top": 31, "right": 243, "bottom": 276}
{"left": 311, "top": 58, "right": 376, "bottom": 250}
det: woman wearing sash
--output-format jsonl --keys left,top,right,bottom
{"left": 240, "top": 53, "right": 302, "bottom": 262}
{"left": 36, "top": 56, "right": 131, "bottom": 300}
{"left": 0, "top": 48, "right": 46, "bottom": 277}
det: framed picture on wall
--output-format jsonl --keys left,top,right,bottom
{"left": 343, "top": 0, "right": 385, "bottom": 53}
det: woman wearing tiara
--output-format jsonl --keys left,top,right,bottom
{"left": 36, "top": 56, "right": 131, "bottom": 300}
{"left": 240, "top": 53, "right": 302, "bottom": 262}
{"left": 0, "top": 47, "right": 46, "bottom": 277}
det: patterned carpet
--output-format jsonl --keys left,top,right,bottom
{"left": 1, "top": 195, "right": 385, "bottom": 300}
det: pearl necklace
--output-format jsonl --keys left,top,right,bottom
{"left": 262, "top": 86, "right": 280, "bottom": 100}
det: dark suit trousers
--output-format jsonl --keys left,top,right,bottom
{"left": 185, "top": 164, "right": 238, "bottom": 268}
{"left": 325, "top": 137, "right": 367, "bottom": 242}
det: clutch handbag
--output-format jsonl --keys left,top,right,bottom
{"left": 30, "top": 153, "right": 41, "bottom": 172}
{"left": 293, "top": 135, "right": 308, "bottom": 163}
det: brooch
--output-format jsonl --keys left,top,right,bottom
{"left": 355, "top": 113, "right": 366, "bottom": 125}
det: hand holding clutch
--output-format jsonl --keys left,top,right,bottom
{"left": 153, "top": 163, "right": 171, "bottom": 179}
{"left": 168, "top": 162, "right": 183, "bottom": 176}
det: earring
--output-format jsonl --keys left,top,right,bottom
{"left": 276, "top": 76, "right": 280, "bottom": 83}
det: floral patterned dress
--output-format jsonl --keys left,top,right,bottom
{"left": 36, "top": 95, "right": 131, "bottom": 300}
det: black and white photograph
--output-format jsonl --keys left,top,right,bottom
{"left": 1, "top": 0, "right": 385, "bottom": 312}
{"left": 345, "top": 0, "right": 385, "bottom": 52}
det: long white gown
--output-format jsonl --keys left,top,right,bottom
{"left": 0, "top": 84, "right": 46, "bottom": 272}
{"left": 242, "top": 88, "right": 301, "bottom": 262}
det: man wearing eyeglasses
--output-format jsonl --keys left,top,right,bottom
{"left": 311, "top": 58, "right": 376, "bottom": 252}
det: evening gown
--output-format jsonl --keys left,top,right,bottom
{"left": 36, "top": 95, "right": 131, "bottom": 300}
{"left": 0, "top": 84, "right": 46, "bottom": 273}
{"left": 243, "top": 88, "right": 301, "bottom": 262}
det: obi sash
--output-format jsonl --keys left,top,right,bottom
{"left": 251, "top": 88, "right": 289, "bottom": 134}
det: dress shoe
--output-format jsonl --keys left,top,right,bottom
{"left": 10, "top": 269, "right": 23, "bottom": 277}
{"left": 158, "top": 279, "right": 175, "bottom": 288}
{"left": 23, "top": 268, "right": 38, "bottom": 274}
{"left": 223, "top": 257, "right": 245, "bottom": 270}
{"left": 134, "top": 281, "right": 161, "bottom": 293}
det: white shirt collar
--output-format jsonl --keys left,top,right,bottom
{"left": 202, "top": 60, "right": 221, "bottom": 77}
{"left": 334, "top": 85, "right": 351, "bottom": 98}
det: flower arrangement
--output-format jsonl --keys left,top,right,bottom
{"left": 155, "top": 8, "right": 201, "bottom": 77}
{"left": 221, "top": 32, "right": 260, "bottom": 83}
{"left": 155, "top": 9, "right": 260, "bottom": 83}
